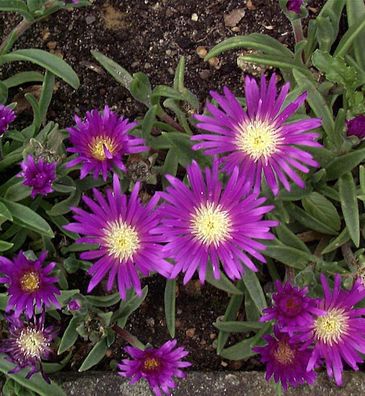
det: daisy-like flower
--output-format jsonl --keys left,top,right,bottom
{"left": 192, "top": 74, "right": 322, "bottom": 195}
{"left": 64, "top": 174, "right": 172, "bottom": 299}
{"left": 19, "top": 155, "right": 57, "bottom": 198}
{"left": 254, "top": 329, "right": 316, "bottom": 390}
{"left": 118, "top": 340, "right": 191, "bottom": 396}
{"left": 346, "top": 115, "right": 365, "bottom": 139}
{"left": 0, "top": 312, "right": 58, "bottom": 381}
{"left": 0, "top": 104, "right": 16, "bottom": 135}
{"left": 261, "top": 280, "right": 322, "bottom": 333}
{"left": 66, "top": 106, "right": 148, "bottom": 180}
{"left": 296, "top": 274, "right": 365, "bottom": 385}
{"left": 157, "top": 160, "right": 278, "bottom": 284}
{"left": 0, "top": 251, "right": 60, "bottom": 318}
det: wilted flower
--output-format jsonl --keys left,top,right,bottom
{"left": 64, "top": 174, "right": 172, "bottom": 299}
{"left": 0, "top": 251, "right": 60, "bottom": 318}
{"left": 0, "top": 104, "right": 16, "bottom": 135}
{"left": 66, "top": 106, "right": 148, "bottom": 180}
{"left": 296, "top": 274, "right": 365, "bottom": 385}
{"left": 19, "top": 155, "right": 57, "bottom": 198}
{"left": 346, "top": 115, "right": 365, "bottom": 139}
{"left": 0, "top": 312, "right": 58, "bottom": 382}
{"left": 118, "top": 340, "right": 191, "bottom": 396}
{"left": 157, "top": 160, "right": 278, "bottom": 284}
{"left": 192, "top": 74, "right": 322, "bottom": 195}
{"left": 67, "top": 299, "right": 81, "bottom": 311}
{"left": 261, "top": 280, "right": 322, "bottom": 333}
{"left": 287, "top": 0, "right": 303, "bottom": 13}
{"left": 254, "top": 329, "right": 316, "bottom": 390}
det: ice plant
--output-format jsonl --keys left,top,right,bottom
{"left": 287, "top": 0, "right": 303, "bottom": 13}
{"left": 66, "top": 106, "right": 148, "bottom": 180}
{"left": 296, "top": 274, "right": 365, "bottom": 385}
{"left": 118, "top": 340, "right": 191, "bottom": 396}
{"left": 0, "top": 104, "right": 16, "bottom": 135}
{"left": 346, "top": 115, "right": 365, "bottom": 139}
{"left": 0, "top": 251, "right": 60, "bottom": 318}
{"left": 0, "top": 312, "right": 58, "bottom": 381}
{"left": 19, "top": 155, "right": 57, "bottom": 198}
{"left": 261, "top": 280, "right": 322, "bottom": 333}
{"left": 157, "top": 160, "right": 278, "bottom": 284}
{"left": 254, "top": 329, "right": 316, "bottom": 390}
{"left": 192, "top": 74, "right": 322, "bottom": 195}
{"left": 64, "top": 174, "right": 172, "bottom": 299}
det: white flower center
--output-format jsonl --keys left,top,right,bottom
{"left": 235, "top": 119, "right": 281, "bottom": 162}
{"left": 314, "top": 308, "right": 349, "bottom": 345}
{"left": 17, "top": 328, "right": 48, "bottom": 358}
{"left": 190, "top": 202, "right": 232, "bottom": 246}
{"left": 89, "top": 136, "right": 116, "bottom": 161}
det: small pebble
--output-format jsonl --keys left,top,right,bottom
{"left": 221, "top": 361, "right": 228, "bottom": 367}
{"left": 86, "top": 15, "right": 96, "bottom": 25}
{"left": 191, "top": 13, "right": 199, "bottom": 21}
{"left": 199, "top": 70, "right": 211, "bottom": 80}
{"left": 186, "top": 328, "right": 196, "bottom": 337}
{"left": 208, "top": 57, "right": 220, "bottom": 69}
{"left": 196, "top": 46, "right": 207, "bottom": 58}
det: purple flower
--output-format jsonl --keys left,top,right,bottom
{"left": 66, "top": 106, "right": 148, "bottom": 180}
{"left": 254, "top": 329, "right": 316, "bottom": 390}
{"left": 192, "top": 74, "right": 322, "bottom": 195}
{"left": 0, "top": 104, "right": 16, "bottom": 135}
{"left": 346, "top": 115, "right": 365, "bottom": 139}
{"left": 118, "top": 340, "right": 191, "bottom": 396}
{"left": 19, "top": 155, "right": 57, "bottom": 198}
{"left": 64, "top": 174, "right": 172, "bottom": 299}
{"left": 0, "top": 312, "right": 58, "bottom": 382}
{"left": 287, "top": 0, "right": 303, "bottom": 13}
{"left": 67, "top": 299, "right": 81, "bottom": 311}
{"left": 296, "top": 274, "right": 365, "bottom": 385}
{"left": 261, "top": 281, "right": 322, "bottom": 333}
{"left": 157, "top": 160, "right": 278, "bottom": 284}
{"left": 0, "top": 251, "right": 60, "bottom": 318}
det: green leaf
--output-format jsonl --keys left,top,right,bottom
{"left": 4, "top": 181, "right": 31, "bottom": 202}
{"left": 47, "top": 190, "right": 81, "bottom": 217}
{"left": 325, "top": 148, "right": 365, "bottom": 181}
{"left": 0, "top": 355, "right": 65, "bottom": 396}
{"left": 334, "top": 17, "right": 365, "bottom": 58}
{"left": 25, "top": 93, "right": 41, "bottom": 131}
{"left": 85, "top": 292, "right": 120, "bottom": 307}
{"left": 206, "top": 267, "right": 243, "bottom": 295}
{"left": 162, "top": 148, "right": 179, "bottom": 188}
{"left": 0, "top": 240, "right": 14, "bottom": 252}
{"left": 1, "top": 49, "right": 79, "bottom": 89}
{"left": 57, "top": 289, "right": 80, "bottom": 306}
{"left": 0, "top": 201, "right": 13, "bottom": 221}
{"left": 173, "top": 56, "right": 186, "bottom": 91}
{"left": 205, "top": 33, "right": 293, "bottom": 60}
{"left": 321, "top": 228, "right": 350, "bottom": 254}
{"left": 346, "top": 0, "right": 365, "bottom": 69}
{"left": 164, "top": 279, "right": 176, "bottom": 338}
{"left": 78, "top": 337, "right": 108, "bottom": 372}
{"left": 264, "top": 242, "right": 314, "bottom": 269}
{"left": 0, "top": 81, "right": 8, "bottom": 103}
{"left": 130, "top": 72, "right": 152, "bottom": 106}
{"left": 2, "top": 71, "right": 44, "bottom": 88}
{"left": 275, "top": 222, "right": 311, "bottom": 253}
{"left": 0, "top": 0, "right": 33, "bottom": 20}
{"left": 339, "top": 172, "right": 360, "bottom": 247}
{"left": 219, "top": 338, "right": 257, "bottom": 361}
{"left": 115, "top": 286, "right": 148, "bottom": 328}
{"left": 58, "top": 316, "right": 81, "bottom": 354}
{"left": 214, "top": 320, "right": 264, "bottom": 333}
{"left": 242, "top": 269, "right": 267, "bottom": 313}
{"left": 0, "top": 198, "right": 54, "bottom": 237}
{"left": 141, "top": 105, "right": 157, "bottom": 144}
{"left": 39, "top": 70, "right": 55, "bottom": 125}
{"left": 302, "top": 192, "right": 341, "bottom": 232}
{"left": 91, "top": 50, "right": 132, "bottom": 89}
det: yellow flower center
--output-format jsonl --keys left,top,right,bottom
{"left": 89, "top": 136, "right": 116, "bottom": 161}
{"left": 17, "top": 328, "right": 48, "bottom": 358}
{"left": 20, "top": 271, "right": 40, "bottom": 293}
{"left": 314, "top": 308, "right": 349, "bottom": 345}
{"left": 190, "top": 202, "right": 232, "bottom": 246}
{"left": 103, "top": 220, "right": 140, "bottom": 261}
{"left": 235, "top": 119, "right": 282, "bottom": 162}
{"left": 273, "top": 341, "right": 295, "bottom": 365}
{"left": 143, "top": 357, "right": 160, "bottom": 371}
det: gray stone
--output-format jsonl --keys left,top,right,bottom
{"left": 54, "top": 371, "right": 365, "bottom": 396}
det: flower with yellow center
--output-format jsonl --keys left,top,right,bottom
{"left": 103, "top": 219, "right": 140, "bottom": 262}
{"left": 190, "top": 202, "right": 232, "bottom": 247}
{"left": 89, "top": 136, "right": 117, "bottom": 161}
{"left": 143, "top": 357, "right": 160, "bottom": 371}
{"left": 314, "top": 308, "right": 349, "bottom": 345}
{"left": 16, "top": 328, "right": 49, "bottom": 358}
{"left": 20, "top": 271, "right": 40, "bottom": 293}
{"left": 273, "top": 341, "right": 295, "bottom": 365}
{"left": 235, "top": 120, "right": 282, "bottom": 163}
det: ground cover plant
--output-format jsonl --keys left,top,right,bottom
{"left": 1, "top": 0, "right": 365, "bottom": 394}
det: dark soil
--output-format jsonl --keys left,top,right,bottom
{"left": 0, "top": 0, "right": 324, "bottom": 372}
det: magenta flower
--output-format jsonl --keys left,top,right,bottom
{"left": 296, "top": 274, "right": 365, "bottom": 385}
{"left": 192, "top": 74, "right": 322, "bottom": 195}
{"left": 0, "top": 251, "right": 60, "bottom": 318}
{"left": 19, "top": 155, "right": 57, "bottom": 198}
{"left": 64, "top": 174, "right": 172, "bottom": 299}
{"left": 287, "top": 0, "right": 303, "bottom": 13}
{"left": 254, "top": 329, "right": 316, "bottom": 390}
{"left": 0, "top": 312, "right": 58, "bottom": 382}
{"left": 261, "top": 281, "right": 322, "bottom": 333}
{"left": 0, "top": 104, "right": 16, "bottom": 135}
{"left": 67, "top": 299, "right": 81, "bottom": 311}
{"left": 118, "top": 340, "right": 191, "bottom": 396}
{"left": 346, "top": 115, "right": 365, "bottom": 139}
{"left": 157, "top": 160, "right": 278, "bottom": 284}
{"left": 66, "top": 106, "right": 148, "bottom": 180}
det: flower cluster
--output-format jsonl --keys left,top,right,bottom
{"left": 255, "top": 275, "right": 365, "bottom": 389}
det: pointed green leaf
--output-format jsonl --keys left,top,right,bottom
{"left": 242, "top": 269, "right": 267, "bottom": 313}
{"left": 164, "top": 279, "right": 176, "bottom": 338}
{"left": 78, "top": 337, "right": 108, "bottom": 372}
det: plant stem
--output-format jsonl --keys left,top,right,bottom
{"left": 159, "top": 111, "right": 184, "bottom": 132}
{"left": 112, "top": 324, "right": 146, "bottom": 350}
{"left": 291, "top": 18, "right": 304, "bottom": 44}
{"left": 341, "top": 242, "right": 358, "bottom": 271}
{"left": 0, "top": 19, "right": 33, "bottom": 55}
